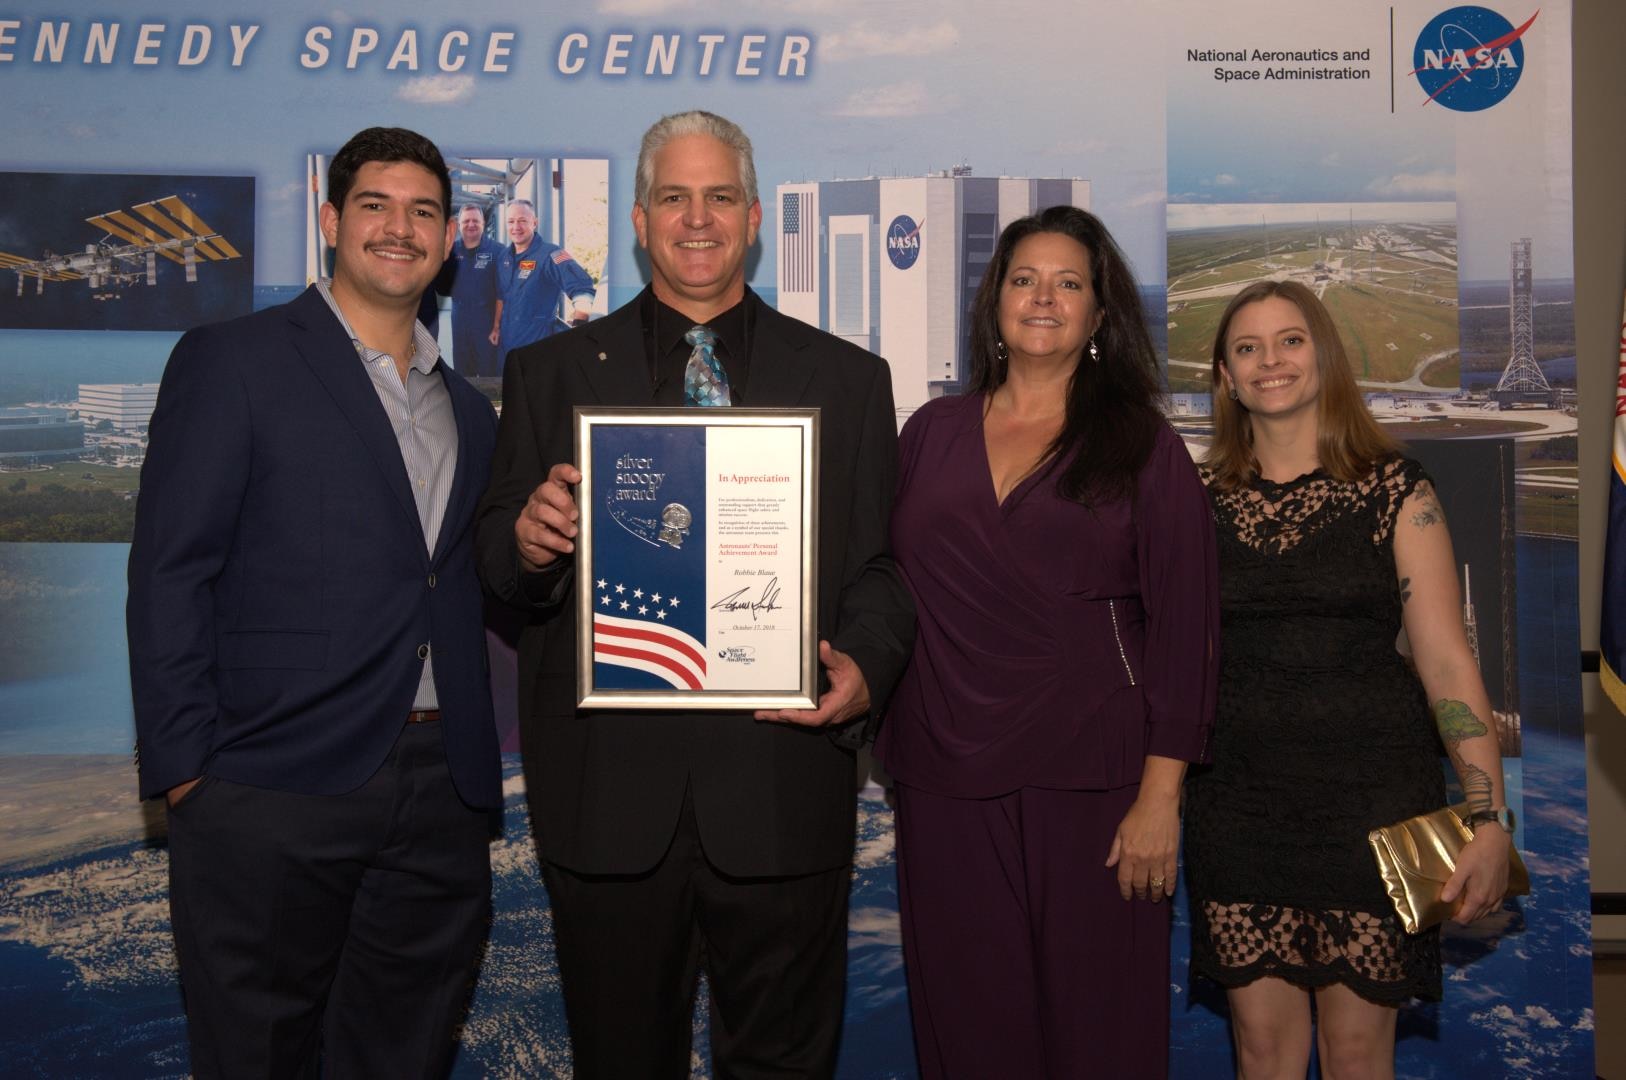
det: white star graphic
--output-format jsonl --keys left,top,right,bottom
{"left": 619, "top": 600, "right": 630, "bottom": 611}
{"left": 596, "top": 578, "right": 607, "bottom": 589}
{"left": 614, "top": 583, "right": 626, "bottom": 595}
{"left": 633, "top": 588, "right": 644, "bottom": 599}
{"left": 656, "top": 610, "right": 668, "bottom": 620}
{"left": 638, "top": 605, "right": 649, "bottom": 615}
{"left": 600, "top": 595, "right": 611, "bottom": 606}
{"left": 670, "top": 596, "right": 681, "bottom": 607}
{"left": 651, "top": 592, "right": 663, "bottom": 603}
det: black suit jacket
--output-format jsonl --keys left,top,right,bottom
{"left": 476, "top": 288, "right": 914, "bottom": 876}
{"left": 128, "top": 286, "right": 502, "bottom": 809}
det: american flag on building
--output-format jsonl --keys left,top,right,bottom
{"left": 781, "top": 191, "right": 814, "bottom": 293}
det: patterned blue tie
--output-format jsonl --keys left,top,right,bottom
{"left": 684, "top": 325, "right": 731, "bottom": 407}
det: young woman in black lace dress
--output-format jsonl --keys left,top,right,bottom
{"left": 1183, "top": 280, "right": 1514, "bottom": 1078}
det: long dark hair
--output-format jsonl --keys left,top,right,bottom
{"left": 967, "top": 205, "right": 1163, "bottom": 505}
{"left": 1205, "top": 279, "right": 1396, "bottom": 491}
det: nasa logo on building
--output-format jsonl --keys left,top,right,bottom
{"left": 1411, "top": 6, "right": 1537, "bottom": 112}
{"left": 886, "top": 215, "right": 922, "bottom": 270}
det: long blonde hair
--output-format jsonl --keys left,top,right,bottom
{"left": 1204, "top": 279, "right": 1396, "bottom": 491}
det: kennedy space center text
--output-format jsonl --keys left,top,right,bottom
{"left": 0, "top": 18, "right": 814, "bottom": 79}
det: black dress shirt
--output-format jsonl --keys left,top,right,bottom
{"left": 643, "top": 289, "right": 754, "bottom": 405}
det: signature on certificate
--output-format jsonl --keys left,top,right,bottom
{"left": 710, "top": 576, "right": 783, "bottom": 622}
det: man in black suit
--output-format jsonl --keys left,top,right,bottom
{"left": 476, "top": 110, "right": 914, "bottom": 1077}
{"left": 128, "top": 127, "right": 500, "bottom": 1077}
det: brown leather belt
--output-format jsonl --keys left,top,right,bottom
{"left": 406, "top": 709, "right": 442, "bottom": 723}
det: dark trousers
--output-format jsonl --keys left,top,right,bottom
{"left": 165, "top": 722, "right": 492, "bottom": 1079}
{"left": 451, "top": 328, "right": 496, "bottom": 378}
{"left": 541, "top": 791, "right": 850, "bottom": 1079}
{"left": 894, "top": 782, "right": 1171, "bottom": 1080}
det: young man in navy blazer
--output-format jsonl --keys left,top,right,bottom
{"left": 127, "top": 127, "right": 500, "bottom": 1077}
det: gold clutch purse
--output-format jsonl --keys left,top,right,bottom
{"left": 1367, "top": 803, "right": 1530, "bottom": 934}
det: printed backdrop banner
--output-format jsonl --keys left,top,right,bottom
{"left": 0, "top": 1, "right": 1591, "bottom": 1076}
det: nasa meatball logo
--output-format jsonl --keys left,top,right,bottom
{"left": 885, "top": 215, "right": 922, "bottom": 270}
{"left": 1411, "top": 6, "right": 1537, "bottom": 112}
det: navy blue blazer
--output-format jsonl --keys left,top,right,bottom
{"left": 127, "top": 286, "right": 501, "bottom": 808}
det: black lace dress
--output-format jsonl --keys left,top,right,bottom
{"left": 1184, "top": 456, "right": 1446, "bottom": 1004}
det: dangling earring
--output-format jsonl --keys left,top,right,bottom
{"left": 1228, "top": 387, "right": 1239, "bottom": 401}
{"left": 996, "top": 340, "right": 1009, "bottom": 362}
{"left": 1088, "top": 336, "right": 1100, "bottom": 363}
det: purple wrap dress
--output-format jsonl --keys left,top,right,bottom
{"left": 876, "top": 391, "right": 1220, "bottom": 1078}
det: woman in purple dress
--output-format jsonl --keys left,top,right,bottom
{"left": 876, "top": 206, "right": 1220, "bottom": 1078}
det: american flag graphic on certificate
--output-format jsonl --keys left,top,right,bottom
{"left": 591, "top": 581, "right": 707, "bottom": 690}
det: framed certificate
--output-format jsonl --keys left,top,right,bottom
{"left": 574, "top": 407, "right": 820, "bottom": 710}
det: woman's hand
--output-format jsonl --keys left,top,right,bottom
{"left": 1105, "top": 791, "right": 1181, "bottom": 902}
{"left": 1441, "top": 826, "right": 1512, "bottom": 924}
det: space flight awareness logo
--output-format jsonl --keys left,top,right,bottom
{"left": 1410, "top": 6, "right": 1538, "bottom": 111}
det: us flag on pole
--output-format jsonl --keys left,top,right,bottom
{"left": 1603, "top": 290, "right": 1626, "bottom": 712}
{"left": 781, "top": 191, "right": 814, "bottom": 293}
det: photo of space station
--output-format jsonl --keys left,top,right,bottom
{"left": 0, "top": 172, "right": 253, "bottom": 331}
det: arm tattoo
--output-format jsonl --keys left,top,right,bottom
{"left": 1399, "top": 576, "right": 1412, "bottom": 605}
{"left": 1410, "top": 481, "right": 1444, "bottom": 528}
{"left": 1459, "top": 762, "right": 1494, "bottom": 814}
{"left": 1434, "top": 699, "right": 1488, "bottom": 750}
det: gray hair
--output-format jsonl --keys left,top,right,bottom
{"left": 634, "top": 110, "right": 758, "bottom": 209}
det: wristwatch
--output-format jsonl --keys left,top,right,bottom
{"left": 1464, "top": 806, "right": 1516, "bottom": 834}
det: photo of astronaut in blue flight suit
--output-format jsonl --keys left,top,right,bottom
{"left": 436, "top": 203, "right": 503, "bottom": 377}
{"left": 495, "top": 198, "right": 595, "bottom": 373}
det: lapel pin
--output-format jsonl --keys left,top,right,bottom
{"left": 597, "top": 351, "right": 608, "bottom": 363}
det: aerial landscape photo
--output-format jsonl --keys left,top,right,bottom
{"left": 1166, "top": 202, "right": 1459, "bottom": 393}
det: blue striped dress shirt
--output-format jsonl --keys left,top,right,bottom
{"left": 316, "top": 281, "right": 457, "bottom": 711}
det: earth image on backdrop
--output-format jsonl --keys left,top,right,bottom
{"left": 0, "top": 763, "right": 912, "bottom": 1079}
{"left": 0, "top": 742, "right": 1592, "bottom": 1078}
